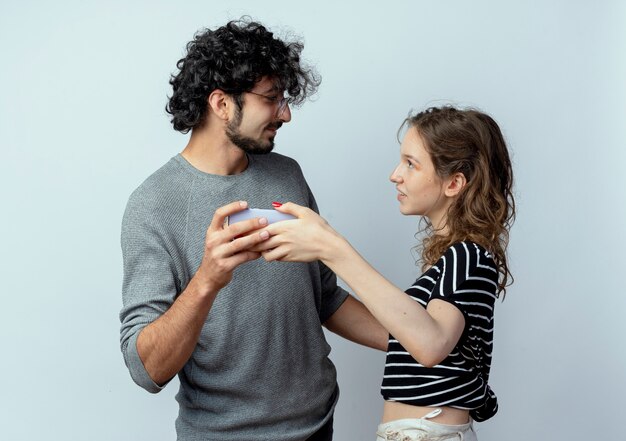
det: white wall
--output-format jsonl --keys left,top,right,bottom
{"left": 1, "top": 1, "right": 624, "bottom": 440}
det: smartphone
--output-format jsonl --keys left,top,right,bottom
{"left": 226, "top": 208, "right": 296, "bottom": 226}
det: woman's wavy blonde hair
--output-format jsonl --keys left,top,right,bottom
{"left": 403, "top": 106, "right": 515, "bottom": 297}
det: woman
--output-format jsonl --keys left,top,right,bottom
{"left": 258, "top": 106, "right": 515, "bottom": 440}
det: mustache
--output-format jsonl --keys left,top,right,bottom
{"left": 266, "top": 122, "right": 283, "bottom": 131}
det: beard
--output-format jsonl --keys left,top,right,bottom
{"left": 225, "top": 106, "right": 281, "bottom": 155}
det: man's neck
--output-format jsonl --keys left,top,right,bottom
{"left": 181, "top": 125, "right": 248, "bottom": 176}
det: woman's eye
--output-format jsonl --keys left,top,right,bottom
{"left": 407, "top": 160, "right": 414, "bottom": 169}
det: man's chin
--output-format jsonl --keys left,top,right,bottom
{"left": 243, "top": 142, "right": 274, "bottom": 155}
{"left": 250, "top": 139, "right": 274, "bottom": 154}
{"left": 227, "top": 134, "right": 274, "bottom": 155}
{"left": 251, "top": 145, "right": 274, "bottom": 155}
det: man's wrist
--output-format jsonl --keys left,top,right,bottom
{"left": 187, "top": 271, "right": 220, "bottom": 301}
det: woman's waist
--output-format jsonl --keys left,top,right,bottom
{"left": 382, "top": 400, "right": 469, "bottom": 425}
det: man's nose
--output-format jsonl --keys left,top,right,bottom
{"left": 279, "top": 102, "right": 292, "bottom": 123}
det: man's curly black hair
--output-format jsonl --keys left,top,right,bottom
{"left": 166, "top": 19, "right": 321, "bottom": 133}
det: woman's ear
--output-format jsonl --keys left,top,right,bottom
{"left": 207, "top": 89, "right": 230, "bottom": 121}
{"left": 444, "top": 172, "right": 467, "bottom": 197}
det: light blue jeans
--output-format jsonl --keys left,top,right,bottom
{"left": 376, "top": 409, "right": 477, "bottom": 441}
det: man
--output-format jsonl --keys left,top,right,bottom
{"left": 119, "top": 19, "right": 387, "bottom": 441}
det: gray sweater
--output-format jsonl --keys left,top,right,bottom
{"left": 120, "top": 153, "right": 348, "bottom": 441}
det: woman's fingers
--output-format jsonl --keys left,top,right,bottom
{"left": 262, "top": 247, "right": 288, "bottom": 262}
{"left": 273, "top": 202, "right": 311, "bottom": 219}
{"left": 246, "top": 235, "right": 280, "bottom": 253}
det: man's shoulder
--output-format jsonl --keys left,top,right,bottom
{"left": 126, "top": 155, "right": 192, "bottom": 214}
{"left": 254, "top": 152, "right": 301, "bottom": 170}
{"left": 252, "top": 152, "right": 306, "bottom": 183}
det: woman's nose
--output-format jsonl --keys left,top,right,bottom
{"left": 389, "top": 165, "right": 402, "bottom": 183}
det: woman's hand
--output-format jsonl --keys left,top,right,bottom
{"left": 255, "top": 202, "right": 343, "bottom": 263}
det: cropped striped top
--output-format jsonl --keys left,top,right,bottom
{"left": 381, "top": 241, "right": 499, "bottom": 422}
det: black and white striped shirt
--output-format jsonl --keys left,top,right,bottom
{"left": 381, "top": 241, "right": 499, "bottom": 422}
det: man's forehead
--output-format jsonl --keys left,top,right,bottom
{"left": 254, "top": 76, "right": 283, "bottom": 93}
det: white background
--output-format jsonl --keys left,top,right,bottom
{"left": 1, "top": 1, "right": 625, "bottom": 440}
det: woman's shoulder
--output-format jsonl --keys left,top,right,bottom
{"left": 426, "top": 241, "right": 499, "bottom": 301}
{"left": 438, "top": 241, "right": 497, "bottom": 274}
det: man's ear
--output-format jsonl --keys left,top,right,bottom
{"left": 444, "top": 172, "right": 467, "bottom": 197}
{"left": 207, "top": 89, "right": 230, "bottom": 121}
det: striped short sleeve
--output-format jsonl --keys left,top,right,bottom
{"left": 429, "top": 242, "right": 498, "bottom": 320}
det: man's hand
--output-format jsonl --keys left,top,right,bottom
{"left": 194, "top": 201, "right": 271, "bottom": 293}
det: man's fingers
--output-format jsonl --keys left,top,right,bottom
{"left": 227, "top": 250, "right": 262, "bottom": 268}
{"left": 226, "top": 216, "right": 268, "bottom": 238}
{"left": 208, "top": 201, "right": 248, "bottom": 232}
{"left": 228, "top": 228, "right": 271, "bottom": 255}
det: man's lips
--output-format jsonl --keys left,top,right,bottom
{"left": 266, "top": 122, "right": 283, "bottom": 132}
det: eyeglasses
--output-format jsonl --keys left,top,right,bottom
{"left": 247, "top": 91, "right": 290, "bottom": 117}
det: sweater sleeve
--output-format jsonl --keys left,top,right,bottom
{"left": 119, "top": 192, "right": 181, "bottom": 393}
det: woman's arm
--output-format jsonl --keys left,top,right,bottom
{"left": 260, "top": 203, "right": 465, "bottom": 367}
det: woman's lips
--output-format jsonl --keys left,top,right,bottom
{"left": 396, "top": 187, "right": 407, "bottom": 200}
